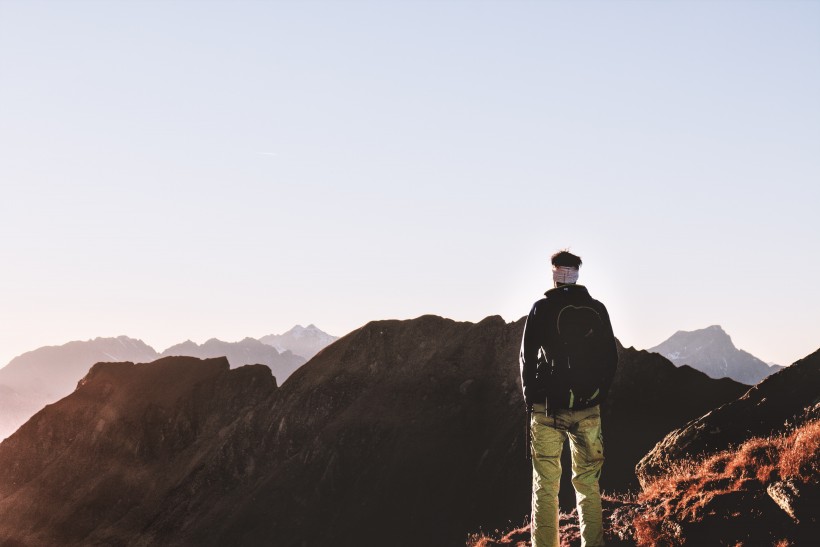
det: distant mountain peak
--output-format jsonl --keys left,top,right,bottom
{"left": 160, "top": 338, "right": 305, "bottom": 382}
{"left": 649, "top": 326, "right": 782, "bottom": 385}
{"left": 259, "top": 324, "right": 339, "bottom": 360}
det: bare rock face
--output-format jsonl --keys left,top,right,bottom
{"left": 636, "top": 348, "right": 820, "bottom": 486}
{"left": 767, "top": 479, "right": 820, "bottom": 525}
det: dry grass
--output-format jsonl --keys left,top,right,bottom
{"left": 634, "top": 418, "right": 820, "bottom": 546}
{"left": 466, "top": 495, "right": 640, "bottom": 547}
{"left": 779, "top": 418, "right": 820, "bottom": 480}
{"left": 468, "top": 419, "right": 820, "bottom": 546}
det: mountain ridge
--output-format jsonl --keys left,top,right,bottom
{"left": 0, "top": 314, "right": 751, "bottom": 546}
{"left": 0, "top": 325, "right": 336, "bottom": 441}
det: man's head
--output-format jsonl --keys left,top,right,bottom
{"left": 551, "top": 250, "right": 582, "bottom": 286}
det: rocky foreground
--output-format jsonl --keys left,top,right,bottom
{"left": 471, "top": 350, "right": 820, "bottom": 547}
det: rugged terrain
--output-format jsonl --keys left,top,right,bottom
{"left": 0, "top": 315, "right": 756, "bottom": 546}
{"left": 474, "top": 348, "right": 820, "bottom": 546}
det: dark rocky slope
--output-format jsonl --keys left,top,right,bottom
{"left": 601, "top": 344, "right": 748, "bottom": 495}
{"left": 0, "top": 356, "right": 275, "bottom": 546}
{"left": 637, "top": 347, "right": 820, "bottom": 484}
{"left": 0, "top": 336, "right": 161, "bottom": 441}
{"left": 0, "top": 315, "right": 748, "bottom": 546}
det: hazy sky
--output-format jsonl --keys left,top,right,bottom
{"left": 1, "top": 1, "right": 818, "bottom": 368}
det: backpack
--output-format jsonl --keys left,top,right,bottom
{"left": 544, "top": 302, "right": 614, "bottom": 411}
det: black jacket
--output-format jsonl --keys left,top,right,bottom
{"left": 519, "top": 284, "right": 618, "bottom": 410}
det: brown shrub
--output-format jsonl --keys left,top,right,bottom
{"left": 635, "top": 418, "right": 819, "bottom": 546}
{"left": 778, "top": 418, "right": 820, "bottom": 482}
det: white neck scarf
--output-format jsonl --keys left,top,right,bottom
{"left": 553, "top": 265, "right": 579, "bottom": 285}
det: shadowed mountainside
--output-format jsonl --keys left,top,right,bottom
{"left": 0, "top": 315, "right": 749, "bottom": 546}
{"left": 637, "top": 347, "right": 820, "bottom": 485}
{"left": 0, "top": 336, "right": 160, "bottom": 440}
{"left": 0, "top": 356, "right": 275, "bottom": 546}
{"left": 601, "top": 344, "right": 748, "bottom": 495}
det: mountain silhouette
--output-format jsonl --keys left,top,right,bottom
{"left": 0, "top": 356, "right": 275, "bottom": 546}
{"left": 0, "top": 332, "right": 312, "bottom": 441}
{"left": 161, "top": 337, "right": 305, "bottom": 382}
{"left": 0, "top": 336, "right": 160, "bottom": 440}
{"left": 648, "top": 325, "right": 783, "bottom": 384}
{"left": 259, "top": 324, "right": 338, "bottom": 360}
{"left": 0, "top": 315, "right": 749, "bottom": 546}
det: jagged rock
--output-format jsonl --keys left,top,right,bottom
{"left": 768, "top": 480, "right": 801, "bottom": 521}
{"left": 767, "top": 479, "right": 820, "bottom": 526}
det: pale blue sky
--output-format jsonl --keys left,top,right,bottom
{"left": 1, "top": 1, "right": 818, "bottom": 367}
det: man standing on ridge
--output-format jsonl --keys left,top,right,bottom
{"left": 520, "top": 250, "right": 618, "bottom": 547}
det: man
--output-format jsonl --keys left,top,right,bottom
{"left": 519, "top": 250, "right": 618, "bottom": 547}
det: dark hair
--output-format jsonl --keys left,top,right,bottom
{"left": 551, "top": 250, "right": 582, "bottom": 268}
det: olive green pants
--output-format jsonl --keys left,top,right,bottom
{"left": 530, "top": 403, "right": 605, "bottom": 547}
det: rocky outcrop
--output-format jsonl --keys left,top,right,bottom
{"left": 636, "top": 348, "right": 820, "bottom": 485}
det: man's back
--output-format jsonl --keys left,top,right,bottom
{"left": 520, "top": 250, "right": 617, "bottom": 547}
{"left": 520, "top": 284, "right": 617, "bottom": 413}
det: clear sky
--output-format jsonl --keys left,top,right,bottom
{"left": 1, "top": 1, "right": 818, "bottom": 368}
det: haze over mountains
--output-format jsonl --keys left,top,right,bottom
{"left": 259, "top": 324, "right": 339, "bottom": 360}
{"left": 648, "top": 324, "right": 784, "bottom": 385}
{"left": 0, "top": 326, "right": 336, "bottom": 441}
{"left": 0, "top": 315, "right": 769, "bottom": 546}
{"left": 161, "top": 338, "right": 305, "bottom": 381}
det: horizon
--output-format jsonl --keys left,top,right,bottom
{"left": 2, "top": 1, "right": 818, "bottom": 369}
{"left": 0, "top": 317, "right": 808, "bottom": 369}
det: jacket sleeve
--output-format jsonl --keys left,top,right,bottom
{"left": 598, "top": 303, "right": 619, "bottom": 398}
{"left": 520, "top": 302, "right": 547, "bottom": 407}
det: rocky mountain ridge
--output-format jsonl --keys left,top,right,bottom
{"left": 161, "top": 337, "right": 305, "bottom": 381}
{"left": 0, "top": 315, "right": 750, "bottom": 546}
{"left": 0, "top": 326, "right": 336, "bottom": 441}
